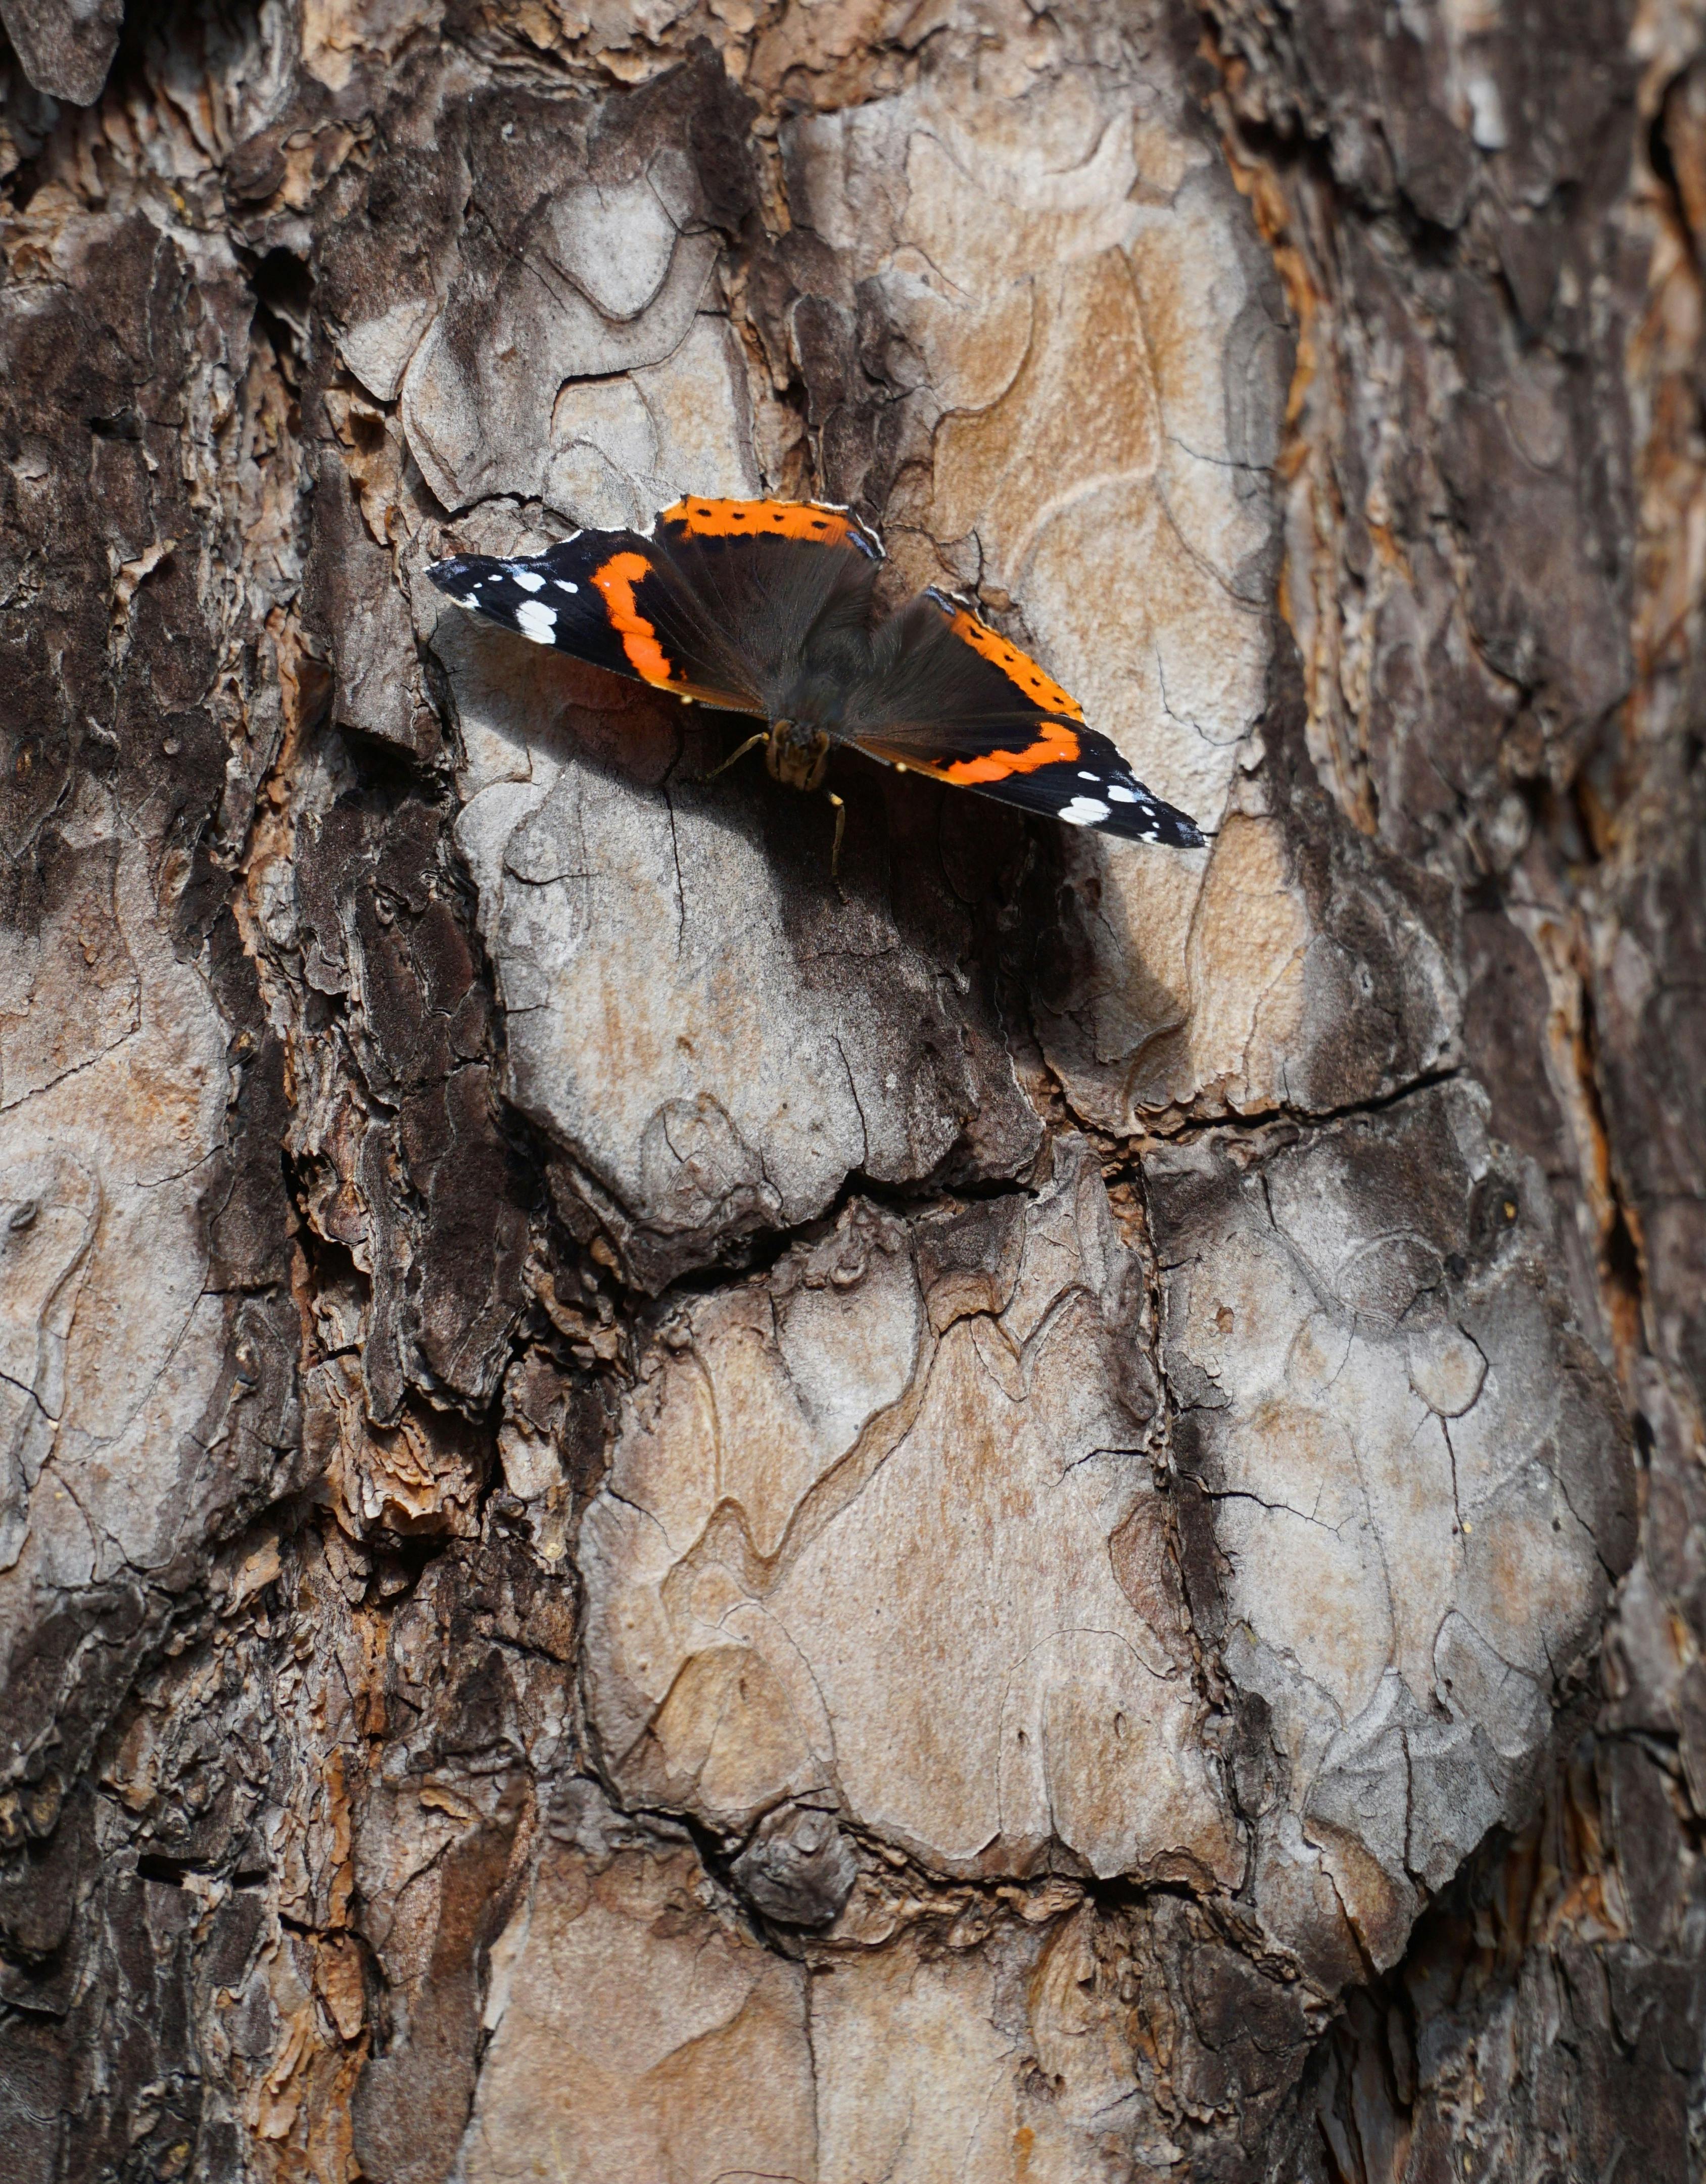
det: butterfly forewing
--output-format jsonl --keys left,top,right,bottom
{"left": 428, "top": 531, "right": 764, "bottom": 710}
{"left": 428, "top": 535, "right": 639, "bottom": 680}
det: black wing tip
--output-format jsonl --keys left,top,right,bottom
{"left": 428, "top": 554, "right": 475, "bottom": 593}
{"left": 428, "top": 532, "right": 593, "bottom": 588}
{"left": 1154, "top": 808, "right": 1206, "bottom": 848}
{"left": 1053, "top": 766, "right": 1207, "bottom": 848}
{"left": 1123, "top": 792, "right": 1206, "bottom": 847}
{"left": 1096, "top": 805, "right": 1206, "bottom": 848}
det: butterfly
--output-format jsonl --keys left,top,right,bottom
{"left": 426, "top": 497, "right": 1206, "bottom": 864}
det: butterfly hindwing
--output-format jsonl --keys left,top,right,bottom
{"left": 646, "top": 499, "right": 883, "bottom": 719}
{"left": 833, "top": 590, "right": 1205, "bottom": 846}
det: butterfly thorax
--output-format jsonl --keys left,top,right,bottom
{"left": 764, "top": 718, "right": 832, "bottom": 793}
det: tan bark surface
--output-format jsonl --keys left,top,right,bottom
{"left": 0, "top": 2, "right": 1699, "bottom": 2179}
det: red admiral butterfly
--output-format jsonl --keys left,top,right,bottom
{"left": 428, "top": 498, "right": 1205, "bottom": 860}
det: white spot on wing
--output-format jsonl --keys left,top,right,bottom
{"left": 460, "top": 595, "right": 481, "bottom": 609}
{"left": 515, "top": 599, "right": 558, "bottom": 645}
{"left": 1107, "top": 783, "right": 1137, "bottom": 803}
{"left": 510, "top": 569, "right": 546, "bottom": 593}
{"left": 555, "top": 580, "right": 579, "bottom": 594}
{"left": 1059, "top": 795, "right": 1110, "bottom": 827}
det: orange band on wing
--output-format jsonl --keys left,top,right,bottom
{"left": 932, "top": 718, "right": 1081, "bottom": 785}
{"left": 591, "top": 551, "right": 674, "bottom": 686}
{"left": 947, "top": 608, "right": 1084, "bottom": 721}
{"left": 661, "top": 497, "right": 858, "bottom": 545}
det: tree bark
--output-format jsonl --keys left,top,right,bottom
{"left": 0, "top": 1, "right": 1699, "bottom": 2178}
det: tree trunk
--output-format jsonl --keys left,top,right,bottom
{"left": 1, "top": 0, "right": 1699, "bottom": 2177}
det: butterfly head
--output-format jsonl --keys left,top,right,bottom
{"left": 764, "top": 719, "right": 832, "bottom": 793}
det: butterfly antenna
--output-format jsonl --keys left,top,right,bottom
{"left": 826, "top": 790, "right": 845, "bottom": 879}
{"left": 709, "top": 729, "right": 768, "bottom": 779}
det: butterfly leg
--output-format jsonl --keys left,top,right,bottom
{"left": 825, "top": 790, "right": 845, "bottom": 877}
{"left": 708, "top": 729, "right": 768, "bottom": 779}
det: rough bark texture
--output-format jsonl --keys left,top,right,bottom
{"left": 0, "top": 1, "right": 1698, "bottom": 2178}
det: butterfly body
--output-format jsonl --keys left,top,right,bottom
{"left": 427, "top": 497, "right": 1205, "bottom": 850}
